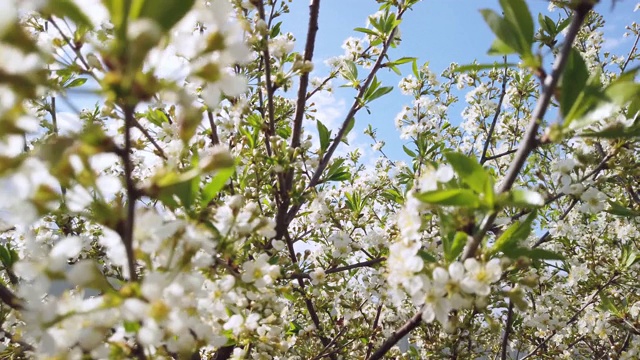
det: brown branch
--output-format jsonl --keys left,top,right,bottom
{"left": 207, "top": 110, "right": 220, "bottom": 146}
{"left": 500, "top": 301, "right": 514, "bottom": 360}
{"left": 291, "top": 0, "right": 321, "bottom": 149}
{"left": 0, "top": 283, "right": 23, "bottom": 310}
{"left": 481, "top": 56, "right": 509, "bottom": 165}
{"left": 121, "top": 105, "right": 138, "bottom": 281}
{"left": 461, "top": 1, "right": 594, "bottom": 261}
{"left": 289, "top": 257, "right": 386, "bottom": 279}
{"left": 621, "top": 32, "right": 640, "bottom": 72}
{"left": 310, "top": 326, "right": 347, "bottom": 360}
{"left": 369, "top": 4, "right": 595, "bottom": 358}
{"left": 276, "top": 0, "right": 321, "bottom": 241}
{"left": 132, "top": 118, "right": 168, "bottom": 160}
{"left": 47, "top": 18, "right": 99, "bottom": 82}
{"left": 484, "top": 148, "right": 518, "bottom": 162}
{"left": 366, "top": 304, "right": 384, "bottom": 358}
{"left": 366, "top": 311, "right": 422, "bottom": 360}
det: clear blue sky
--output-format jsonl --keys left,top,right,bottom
{"left": 278, "top": 0, "right": 638, "bottom": 162}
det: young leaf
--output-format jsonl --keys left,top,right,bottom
{"left": 416, "top": 189, "right": 480, "bottom": 208}
{"left": 444, "top": 152, "right": 489, "bottom": 194}
{"left": 201, "top": 167, "right": 235, "bottom": 206}
{"left": 500, "top": 189, "right": 545, "bottom": 208}
{"left": 499, "top": 0, "right": 534, "bottom": 46}
{"left": 138, "top": 0, "right": 196, "bottom": 32}
{"left": 402, "top": 145, "right": 416, "bottom": 158}
{"left": 66, "top": 78, "right": 88, "bottom": 88}
{"left": 560, "top": 49, "right": 589, "bottom": 118}
{"left": 317, "top": 120, "right": 331, "bottom": 153}
{"left": 480, "top": 9, "right": 524, "bottom": 55}
{"left": 605, "top": 200, "right": 640, "bottom": 217}
{"left": 354, "top": 27, "right": 379, "bottom": 37}
{"left": 447, "top": 232, "right": 469, "bottom": 262}
{"left": 341, "top": 118, "right": 355, "bottom": 145}
{"left": 490, "top": 210, "right": 536, "bottom": 255}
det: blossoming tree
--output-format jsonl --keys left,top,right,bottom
{"left": 0, "top": 0, "right": 639, "bottom": 358}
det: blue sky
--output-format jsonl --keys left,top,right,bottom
{"left": 277, "top": 0, "right": 639, "bottom": 162}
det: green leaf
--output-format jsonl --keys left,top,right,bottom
{"left": 563, "top": 70, "right": 604, "bottom": 130}
{"left": 317, "top": 120, "right": 331, "bottom": 153}
{"left": 491, "top": 210, "right": 536, "bottom": 255}
{"left": 354, "top": 27, "right": 379, "bottom": 37}
{"left": 148, "top": 168, "right": 200, "bottom": 209}
{"left": 341, "top": 118, "right": 355, "bottom": 145}
{"left": 66, "top": 77, "right": 88, "bottom": 88}
{"left": 501, "top": 189, "right": 545, "bottom": 208}
{"left": 402, "top": 145, "right": 416, "bottom": 158}
{"left": 324, "top": 159, "right": 351, "bottom": 182}
{"left": 444, "top": 152, "right": 488, "bottom": 194}
{"left": 366, "top": 85, "right": 393, "bottom": 103}
{"left": 560, "top": 49, "right": 589, "bottom": 118}
{"left": 455, "top": 62, "right": 517, "bottom": 73}
{"left": 46, "top": 0, "right": 94, "bottom": 29}
{"left": 0, "top": 244, "right": 18, "bottom": 268}
{"left": 286, "top": 321, "right": 303, "bottom": 336}
{"left": 124, "top": 320, "right": 141, "bottom": 333}
{"left": 416, "top": 189, "right": 480, "bottom": 207}
{"left": 201, "top": 167, "right": 235, "bottom": 206}
{"left": 270, "top": 21, "right": 282, "bottom": 38}
{"left": 138, "top": 0, "right": 196, "bottom": 32}
{"left": 598, "top": 293, "right": 619, "bottom": 315}
{"left": 480, "top": 9, "right": 524, "bottom": 55}
{"left": 499, "top": 0, "right": 534, "bottom": 47}
{"left": 388, "top": 57, "right": 416, "bottom": 66}
{"left": 487, "top": 38, "right": 517, "bottom": 55}
{"left": 447, "top": 232, "right": 468, "bottom": 262}
{"left": 417, "top": 249, "right": 437, "bottom": 263}
{"left": 341, "top": 60, "right": 358, "bottom": 83}
{"left": 605, "top": 200, "right": 640, "bottom": 217}
{"left": 412, "top": 59, "right": 419, "bottom": 78}
{"left": 538, "top": 13, "right": 552, "bottom": 35}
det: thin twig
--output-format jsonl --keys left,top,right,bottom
{"left": 289, "top": 257, "right": 386, "bottom": 279}
{"left": 366, "top": 311, "right": 422, "bottom": 360}
{"left": 207, "top": 110, "right": 220, "bottom": 145}
{"left": 520, "top": 273, "right": 619, "bottom": 360}
{"left": 366, "top": 304, "right": 384, "bottom": 358}
{"left": 484, "top": 148, "right": 518, "bottom": 162}
{"left": 500, "top": 301, "right": 514, "bottom": 360}
{"left": 621, "top": 32, "right": 640, "bottom": 72}
{"left": 481, "top": 56, "right": 509, "bottom": 165}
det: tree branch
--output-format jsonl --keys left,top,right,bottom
{"left": 289, "top": 257, "right": 386, "bottom": 279}
{"left": 121, "top": 105, "right": 138, "bottom": 281}
{"left": 462, "top": 2, "right": 594, "bottom": 260}
{"left": 287, "top": 5, "right": 408, "bottom": 224}
{"left": 0, "top": 283, "right": 23, "bottom": 310}
{"left": 369, "top": 4, "right": 595, "bottom": 358}
{"left": 366, "top": 311, "right": 422, "bottom": 360}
